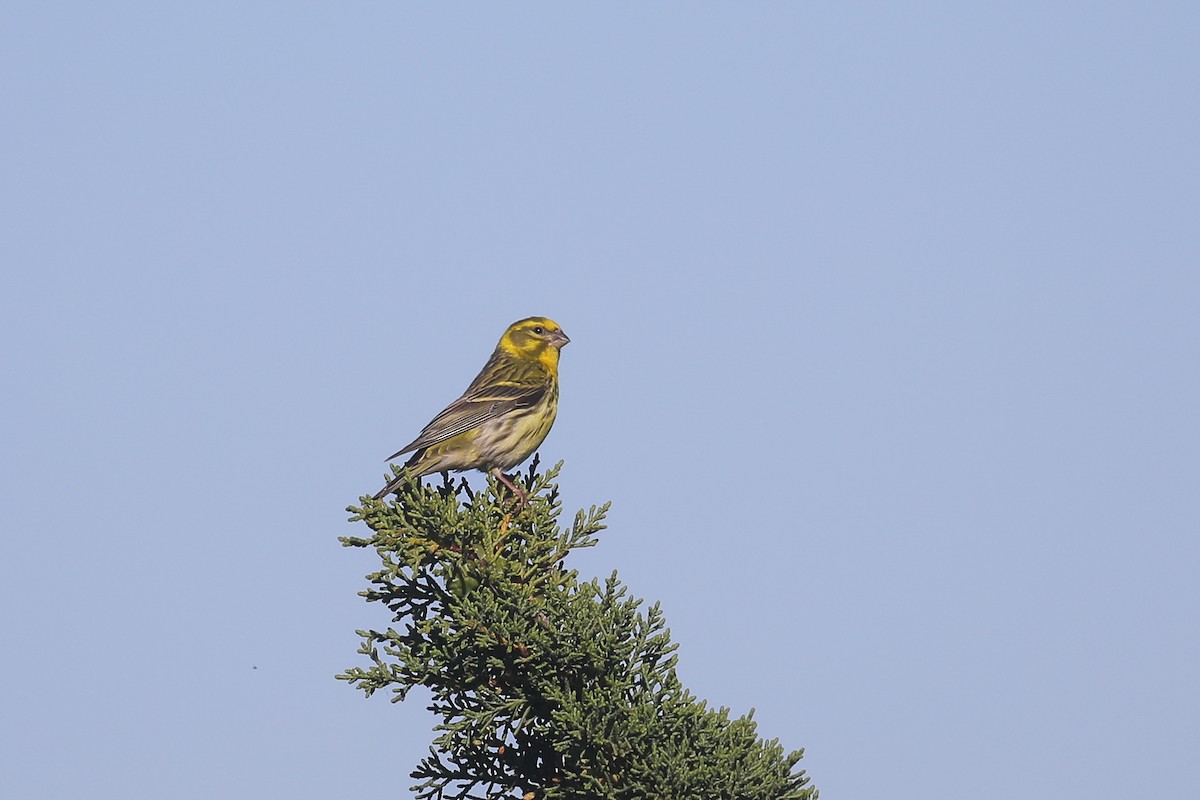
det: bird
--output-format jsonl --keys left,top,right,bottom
{"left": 374, "top": 316, "right": 570, "bottom": 502}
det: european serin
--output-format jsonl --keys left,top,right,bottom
{"left": 374, "top": 316, "right": 570, "bottom": 501}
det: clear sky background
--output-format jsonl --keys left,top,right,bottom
{"left": 3, "top": 4, "right": 1198, "bottom": 798}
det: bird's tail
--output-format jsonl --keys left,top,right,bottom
{"left": 373, "top": 467, "right": 410, "bottom": 500}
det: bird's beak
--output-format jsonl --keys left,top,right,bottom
{"left": 551, "top": 330, "right": 571, "bottom": 349}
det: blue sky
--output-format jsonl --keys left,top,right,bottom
{"left": 3, "top": 4, "right": 1198, "bottom": 798}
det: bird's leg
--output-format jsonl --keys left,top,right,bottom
{"left": 490, "top": 467, "right": 529, "bottom": 506}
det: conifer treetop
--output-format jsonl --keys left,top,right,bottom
{"left": 341, "top": 460, "right": 817, "bottom": 800}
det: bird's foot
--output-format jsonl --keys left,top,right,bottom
{"left": 491, "top": 468, "right": 530, "bottom": 508}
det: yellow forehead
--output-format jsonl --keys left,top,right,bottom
{"left": 509, "top": 316, "right": 561, "bottom": 333}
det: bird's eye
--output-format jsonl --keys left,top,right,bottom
{"left": 532, "top": 326, "right": 544, "bottom": 335}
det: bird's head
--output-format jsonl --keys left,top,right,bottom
{"left": 498, "top": 316, "right": 570, "bottom": 370}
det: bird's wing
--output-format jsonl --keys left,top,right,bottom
{"left": 385, "top": 381, "right": 547, "bottom": 461}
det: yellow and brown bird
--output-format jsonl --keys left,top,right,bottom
{"left": 374, "top": 316, "right": 570, "bottom": 501}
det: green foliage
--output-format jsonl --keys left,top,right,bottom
{"left": 341, "top": 460, "right": 816, "bottom": 800}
